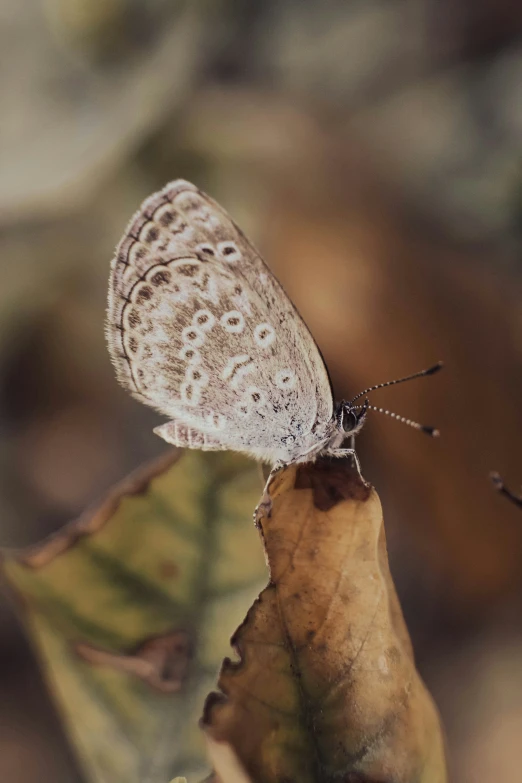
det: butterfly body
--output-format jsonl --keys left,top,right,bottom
{"left": 107, "top": 180, "right": 361, "bottom": 465}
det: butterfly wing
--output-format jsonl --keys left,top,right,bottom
{"left": 107, "top": 180, "right": 334, "bottom": 461}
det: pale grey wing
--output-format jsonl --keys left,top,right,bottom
{"left": 107, "top": 180, "right": 333, "bottom": 458}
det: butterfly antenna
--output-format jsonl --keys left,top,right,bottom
{"left": 490, "top": 472, "right": 522, "bottom": 508}
{"left": 353, "top": 403, "right": 440, "bottom": 437}
{"left": 349, "top": 361, "right": 443, "bottom": 405}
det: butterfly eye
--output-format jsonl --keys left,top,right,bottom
{"left": 342, "top": 409, "right": 358, "bottom": 434}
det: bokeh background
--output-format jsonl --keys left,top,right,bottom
{"left": 1, "top": 1, "right": 522, "bottom": 780}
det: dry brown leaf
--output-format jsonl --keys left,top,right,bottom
{"left": 203, "top": 457, "right": 447, "bottom": 783}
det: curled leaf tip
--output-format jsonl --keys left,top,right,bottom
{"left": 204, "top": 459, "right": 447, "bottom": 783}
{"left": 294, "top": 456, "right": 371, "bottom": 511}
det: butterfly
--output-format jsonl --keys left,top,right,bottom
{"left": 107, "top": 180, "right": 440, "bottom": 466}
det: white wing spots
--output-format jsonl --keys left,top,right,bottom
{"left": 178, "top": 345, "right": 200, "bottom": 364}
{"left": 222, "top": 354, "right": 255, "bottom": 390}
{"left": 236, "top": 402, "right": 250, "bottom": 418}
{"left": 192, "top": 309, "right": 215, "bottom": 332}
{"left": 218, "top": 240, "right": 241, "bottom": 263}
{"left": 181, "top": 382, "right": 201, "bottom": 406}
{"left": 220, "top": 310, "right": 245, "bottom": 334}
{"left": 222, "top": 354, "right": 254, "bottom": 386}
{"left": 230, "top": 363, "right": 254, "bottom": 390}
{"left": 203, "top": 411, "right": 226, "bottom": 431}
{"left": 244, "top": 386, "right": 267, "bottom": 409}
{"left": 275, "top": 369, "right": 297, "bottom": 390}
{"left": 181, "top": 325, "right": 205, "bottom": 347}
{"left": 230, "top": 283, "right": 253, "bottom": 317}
{"left": 196, "top": 243, "right": 217, "bottom": 258}
{"left": 186, "top": 365, "right": 209, "bottom": 388}
{"left": 201, "top": 273, "right": 220, "bottom": 305}
{"left": 107, "top": 179, "right": 336, "bottom": 457}
{"left": 254, "top": 322, "right": 276, "bottom": 348}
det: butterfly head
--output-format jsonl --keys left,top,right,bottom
{"left": 337, "top": 398, "right": 369, "bottom": 438}
{"left": 332, "top": 361, "right": 444, "bottom": 447}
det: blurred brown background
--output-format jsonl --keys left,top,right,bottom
{"left": 1, "top": 1, "right": 522, "bottom": 781}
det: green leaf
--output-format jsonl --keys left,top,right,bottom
{"left": 2, "top": 450, "right": 267, "bottom": 783}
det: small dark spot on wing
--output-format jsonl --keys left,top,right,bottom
{"left": 145, "top": 226, "right": 159, "bottom": 243}
{"left": 158, "top": 210, "right": 176, "bottom": 227}
{"left": 127, "top": 309, "right": 141, "bottom": 328}
{"left": 136, "top": 286, "right": 154, "bottom": 303}
{"left": 176, "top": 264, "right": 198, "bottom": 277}
{"left": 150, "top": 270, "right": 171, "bottom": 286}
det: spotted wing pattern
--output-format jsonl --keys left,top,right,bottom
{"left": 107, "top": 180, "right": 333, "bottom": 461}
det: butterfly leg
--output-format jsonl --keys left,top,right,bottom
{"left": 254, "top": 461, "right": 286, "bottom": 527}
{"left": 154, "top": 420, "right": 227, "bottom": 451}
